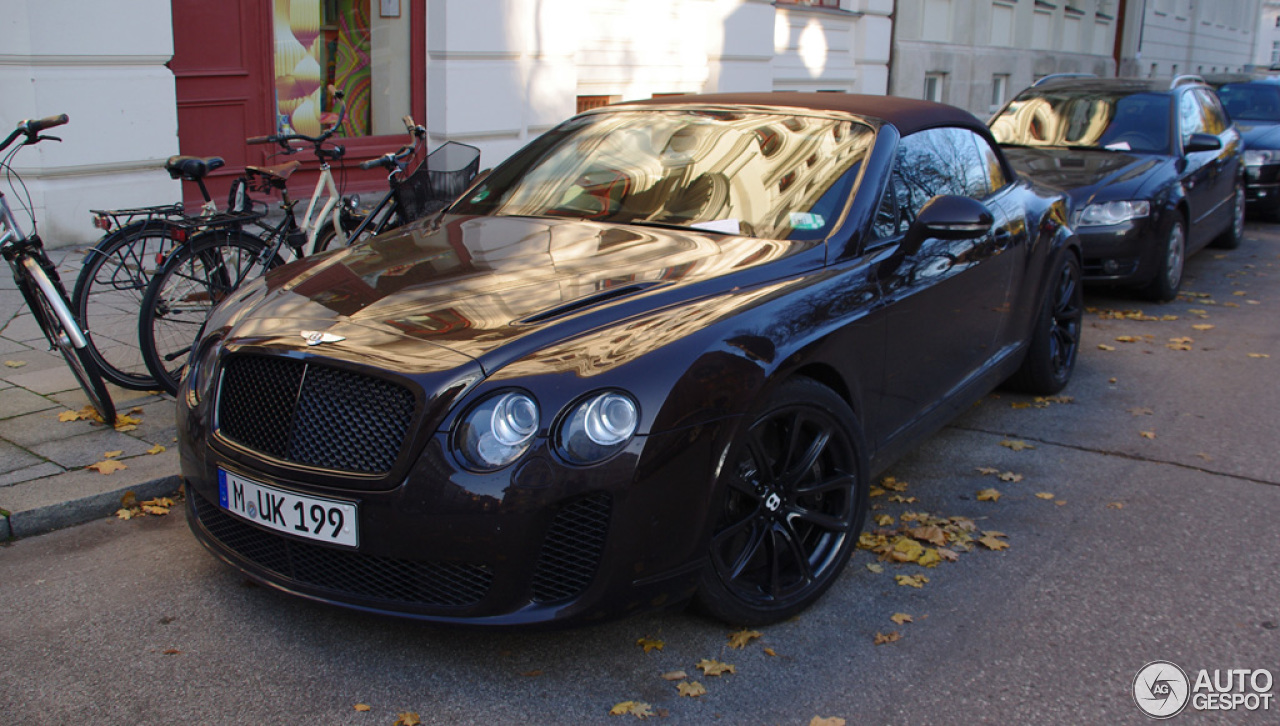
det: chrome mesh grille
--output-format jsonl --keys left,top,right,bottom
{"left": 217, "top": 355, "right": 415, "bottom": 474}
{"left": 530, "top": 493, "right": 612, "bottom": 603}
{"left": 192, "top": 490, "right": 493, "bottom": 607}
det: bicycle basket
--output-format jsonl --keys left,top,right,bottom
{"left": 392, "top": 141, "right": 480, "bottom": 222}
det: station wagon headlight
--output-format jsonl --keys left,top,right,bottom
{"left": 457, "top": 391, "right": 540, "bottom": 471}
{"left": 1245, "top": 149, "right": 1279, "bottom": 166}
{"left": 1075, "top": 200, "right": 1151, "bottom": 227}
{"left": 558, "top": 391, "right": 639, "bottom": 465}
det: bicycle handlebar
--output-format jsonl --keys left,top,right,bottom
{"left": 1, "top": 114, "right": 69, "bottom": 153}
{"left": 357, "top": 116, "right": 427, "bottom": 170}
{"left": 245, "top": 88, "right": 348, "bottom": 155}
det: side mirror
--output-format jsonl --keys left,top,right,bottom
{"left": 902, "top": 195, "right": 994, "bottom": 254}
{"left": 1184, "top": 132, "right": 1222, "bottom": 154}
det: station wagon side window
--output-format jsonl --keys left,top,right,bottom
{"left": 1193, "top": 89, "right": 1228, "bottom": 135}
{"left": 1178, "top": 91, "right": 1208, "bottom": 147}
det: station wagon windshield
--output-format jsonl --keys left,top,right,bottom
{"left": 451, "top": 110, "right": 875, "bottom": 240}
{"left": 991, "top": 90, "right": 1171, "bottom": 153}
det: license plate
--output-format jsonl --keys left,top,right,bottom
{"left": 218, "top": 469, "right": 358, "bottom": 547}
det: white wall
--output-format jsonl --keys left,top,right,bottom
{"left": 1128, "top": 0, "right": 1260, "bottom": 77}
{"left": 0, "top": 0, "right": 180, "bottom": 247}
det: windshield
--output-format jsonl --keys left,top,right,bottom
{"left": 1217, "top": 84, "right": 1280, "bottom": 122}
{"left": 450, "top": 109, "right": 875, "bottom": 240}
{"left": 990, "top": 89, "right": 1171, "bottom": 153}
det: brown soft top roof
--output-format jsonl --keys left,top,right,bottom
{"left": 616, "top": 92, "right": 990, "bottom": 139}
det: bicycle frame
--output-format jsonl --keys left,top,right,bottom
{"left": 298, "top": 160, "right": 345, "bottom": 255}
{"left": 2, "top": 195, "right": 88, "bottom": 349}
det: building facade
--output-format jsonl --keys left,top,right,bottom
{"left": 1251, "top": 0, "right": 1280, "bottom": 70}
{"left": 1, "top": 0, "right": 892, "bottom": 247}
{"left": 1115, "top": 0, "right": 1260, "bottom": 78}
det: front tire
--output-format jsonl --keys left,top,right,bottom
{"left": 1007, "top": 253, "right": 1082, "bottom": 395}
{"left": 20, "top": 271, "right": 116, "bottom": 425}
{"left": 1144, "top": 216, "right": 1185, "bottom": 303}
{"left": 693, "top": 378, "right": 867, "bottom": 625}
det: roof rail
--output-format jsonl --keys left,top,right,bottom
{"left": 1171, "top": 74, "right": 1206, "bottom": 88}
{"left": 1032, "top": 73, "right": 1097, "bottom": 87}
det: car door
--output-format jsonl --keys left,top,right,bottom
{"left": 1193, "top": 87, "right": 1242, "bottom": 235}
{"left": 872, "top": 126, "right": 1017, "bottom": 443}
{"left": 1177, "top": 89, "right": 1220, "bottom": 248}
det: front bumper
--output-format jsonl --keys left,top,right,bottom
{"left": 1244, "top": 163, "right": 1280, "bottom": 213}
{"left": 1076, "top": 217, "right": 1160, "bottom": 286}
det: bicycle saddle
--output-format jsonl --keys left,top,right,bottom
{"left": 165, "top": 156, "right": 225, "bottom": 180}
{"left": 244, "top": 160, "right": 302, "bottom": 184}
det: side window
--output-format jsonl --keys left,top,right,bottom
{"left": 1179, "top": 91, "right": 1207, "bottom": 146}
{"left": 874, "top": 127, "right": 999, "bottom": 239}
{"left": 1194, "top": 89, "right": 1228, "bottom": 135}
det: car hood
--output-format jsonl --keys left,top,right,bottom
{"left": 222, "top": 214, "right": 823, "bottom": 374}
{"left": 1236, "top": 121, "right": 1280, "bottom": 149}
{"left": 1001, "top": 146, "right": 1167, "bottom": 205}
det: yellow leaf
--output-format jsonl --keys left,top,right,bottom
{"left": 936, "top": 548, "right": 959, "bottom": 562}
{"left": 635, "top": 637, "right": 664, "bottom": 653}
{"left": 353, "top": 704, "right": 371, "bottom": 712}
{"left": 895, "top": 574, "right": 928, "bottom": 588}
{"left": 887, "top": 495, "right": 916, "bottom": 503}
{"left": 88, "top": 460, "right": 128, "bottom": 475}
{"left": 120, "top": 491, "right": 137, "bottom": 508}
{"left": 865, "top": 563, "right": 884, "bottom": 574}
{"left": 393, "top": 713, "right": 421, "bottom": 726}
{"left": 76, "top": 405, "right": 105, "bottom": 423}
{"left": 998, "top": 472, "right": 1023, "bottom": 483}
{"left": 1035, "top": 492, "right": 1055, "bottom": 500}
{"left": 810, "top": 718, "right": 847, "bottom": 726}
{"left": 1097, "top": 344, "right": 1116, "bottom": 351}
{"left": 917, "top": 548, "right": 942, "bottom": 568}
{"left": 1248, "top": 353, "right": 1270, "bottom": 359}
{"left": 727, "top": 629, "right": 762, "bottom": 649}
{"left": 1056, "top": 500, "right": 1067, "bottom": 506}
{"left": 909, "top": 525, "right": 947, "bottom": 547}
{"left": 144, "top": 497, "right": 175, "bottom": 507}
{"left": 1196, "top": 452, "right": 1213, "bottom": 461}
{"left": 1166, "top": 343, "right": 1192, "bottom": 351}
{"left": 146, "top": 444, "right": 166, "bottom": 455}
{"left": 1191, "top": 324, "right": 1215, "bottom": 331}
{"left": 141, "top": 505, "right": 170, "bottom": 516}
{"left": 1000, "top": 439, "right": 1034, "bottom": 452}
{"left": 890, "top": 612, "right": 913, "bottom": 625}
{"left": 114, "top": 414, "right": 142, "bottom": 427}
{"left": 608, "top": 701, "right": 655, "bottom": 718}
{"left": 3, "top": 360, "right": 27, "bottom": 368}
{"left": 874, "top": 514, "right": 894, "bottom": 527}
{"left": 660, "top": 671, "right": 688, "bottom": 681}
{"left": 1115, "top": 335, "right": 1140, "bottom": 343}
{"left": 115, "top": 508, "right": 134, "bottom": 520}
{"left": 1140, "top": 431, "right": 1156, "bottom": 439}
{"left": 873, "top": 631, "right": 902, "bottom": 645}
{"left": 975, "top": 466, "right": 1000, "bottom": 475}
{"left": 868, "top": 486, "right": 886, "bottom": 497}
{"left": 103, "top": 450, "right": 123, "bottom": 459}
{"left": 1108, "top": 377, "right": 1118, "bottom": 383}
{"left": 763, "top": 648, "right": 777, "bottom": 657}
{"left": 1223, "top": 302, "right": 1239, "bottom": 308}
{"left": 1011, "top": 401, "right": 1032, "bottom": 409}
{"left": 1188, "top": 308, "right": 1208, "bottom": 315}
{"left": 1234, "top": 290, "right": 1248, "bottom": 296}
{"left": 880, "top": 476, "right": 908, "bottom": 491}
{"left": 58, "top": 410, "right": 80, "bottom": 422}
{"left": 890, "top": 536, "right": 924, "bottom": 563}
{"left": 696, "top": 659, "right": 736, "bottom": 677}
{"left": 1108, "top": 502, "right": 1125, "bottom": 510}
{"left": 677, "top": 681, "right": 707, "bottom": 698}
{"left": 976, "top": 488, "right": 1001, "bottom": 503}
{"left": 115, "top": 424, "right": 138, "bottom": 433}
{"left": 978, "top": 535, "right": 1009, "bottom": 551}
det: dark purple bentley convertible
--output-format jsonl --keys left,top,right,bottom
{"left": 179, "top": 93, "right": 1081, "bottom": 627}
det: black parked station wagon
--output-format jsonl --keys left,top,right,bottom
{"left": 990, "top": 76, "right": 1244, "bottom": 302}
{"left": 179, "top": 93, "right": 1082, "bottom": 627}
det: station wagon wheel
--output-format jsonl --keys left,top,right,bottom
{"left": 1145, "top": 216, "right": 1185, "bottom": 303}
{"left": 695, "top": 378, "right": 866, "bottom": 625}
{"left": 1008, "top": 253, "right": 1083, "bottom": 394}
{"left": 1213, "top": 177, "right": 1245, "bottom": 250}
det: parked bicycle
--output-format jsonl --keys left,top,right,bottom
{"left": 1, "top": 114, "right": 116, "bottom": 424}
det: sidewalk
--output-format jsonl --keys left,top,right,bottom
{"left": 0, "top": 245, "right": 181, "bottom": 540}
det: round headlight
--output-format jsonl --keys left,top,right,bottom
{"left": 558, "top": 391, "right": 639, "bottom": 464}
{"left": 457, "top": 391, "right": 540, "bottom": 471}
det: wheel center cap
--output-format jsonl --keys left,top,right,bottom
{"left": 765, "top": 492, "right": 782, "bottom": 512}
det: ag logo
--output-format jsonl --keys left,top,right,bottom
{"left": 1134, "top": 660, "right": 1190, "bottom": 719}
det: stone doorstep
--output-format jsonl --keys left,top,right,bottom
{"left": 0, "top": 448, "right": 181, "bottom": 539}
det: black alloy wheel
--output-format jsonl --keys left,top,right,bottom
{"left": 1008, "top": 253, "right": 1083, "bottom": 394}
{"left": 695, "top": 378, "right": 865, "bottom": 625}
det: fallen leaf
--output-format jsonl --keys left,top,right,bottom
{"left": 1196, "top": 452, "right": 1213, "bottom": 461}
{"left": 1000, "top": 439, "right": 1035, "bottom": 452}
{"left": 1234, "top": 290, "right": 1248, "bottom": 296}
{"left": 115, "top": 424, "right": 138, "bottom": 432}
{"left": 103, "top": 450, "right": 123, "bottom": 459}
{"left": 161, "top": 649, "right": 182, "bottom": 655}
{"left": 936, "top": 548, "right": 959, "bottom": 562}
{"left": 978, "top": 535, "right": 1010, "bottom": 551}
{"left": 975, "top": 466, "right": 1000, "bottom": 475}
{"left": 1191, "top": 324, "right": 1215, "bottom": 331}
{"left": 677, "top": 681, "right": 707, "bottom": 698}
{"left": 1035, "top": 492, "right": 1055, "bottom": 500}
{"left": 146, "top": 444, "right": 166, "bottom": 455}
{"left": 998, "top": 472, "right": 1023, "bottom": 483}
{"left": 88, "top": 460, "right": 128, "bottom": 475}
{"left": 865, "top": 562, "right": 884, "bottom": 574}
{"left": 142, "top": 505, "right": 170, "bottom": 516}
{"left": 909, "top": 525, "right": 947, "bottom": 546}
{"left": 1248, "top": 353, "right": 1270, "bottom": 359}
{"left": 887, "top": 495, "right": 916, "bottom": 503}
{"left": 1140, "top": 431, "right": 1156, "bottom": 439}
{"left": 727, "top": 629, "right": 762, "bottom": 649}
{"left": 895, "top": 574, "right": 928, "bottom": 588}
{"left": 890, "top": 536, "right": 924, "bottom": 563}
{"left": 763, "top": 648, "right": 777, "bottom": 657}
{"left": 394, "top": 713, "right": 421, "bottom": 726}
{"left": 868, "top": 486, "right": 886, "bottom": 498}
{"left": 873, "top": 631, "right": 902, "bottom": 645}
{"left": 660, "top": 671, "right": 688, "bottom": 681}
{"left": 890, "top": 613, "right": 913, "bottom": 625}
{"left": 353, "top": 704, "right": 371, "bottom": 712}
{"left": 3, "top": 360, "right": 26, "bottom": 368}
{"left": 1056, "top": 500, "right": 1067, "bottom": 506}
{"left": 635, "top": 637, "right": 664, "bottom": 653}
{"left": 880, "top": 476, "right": 908, "bottom": 492}
{"left": 115, "top": 508, "right": 134, "bottom": 520}
{"left": 1115, "top": 335, "right": 1140, "bottom": 343}
{"left": 917, "top": 548, "right": 942, "bottom": 568}
{"left": 809, "top": 718, "right": 846, "bottom": 726}
{"left": 874, "top": 514, "right": 894, "bottom": 527}
{"left": 976, "top": 488, "right": 1001, "bottom": 503}
{"left": 696, "top": 659, "right": 736, "bottom": 677}
{"left": 1011, "top": 401, "right": 1032, "bottom": 409}
{"left": 1108, "top": 502, "right": 1125, "bottom": 510}
{"left": 1097, "top": 344, "right": 1116, "bottom": 351}
{"left": 1109, "top": 377, "right": 1118, "bottom": 384}
{"left": 58, "top": 410, "right": 80, "bottom": 422}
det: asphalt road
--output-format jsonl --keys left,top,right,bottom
{"left": 2, "top": 224, "right": 1279, "bottom": 725}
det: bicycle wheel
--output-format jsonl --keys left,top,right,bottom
{"left": 72, "top": 219, "right": 184, "bottom": 390}
{"left": 18, "top": 259, "right": 117, "bottom": 425}
{"left": 138, "top": 229, "right": 278, "bottom": 395}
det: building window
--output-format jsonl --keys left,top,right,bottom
{"left": 923, "top": 73, "right": 946, "bottom": 103}
{"left": 1150, "top": 63, "right": 1158, "bottom": 78}
{"left": 577, "top": 95, "right": 621, "bottom": 114}
{"left": 991, "top": 74, "right": 1010, "bottom": 111}
{"left": 1272, "top": 41, "right": 1280, "bottom": 67}
{"left": 775, "top": 0, "right": 843, "bottom": 7}
{"left": 272, "top": 1, "right": 413, "bottom": 138}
